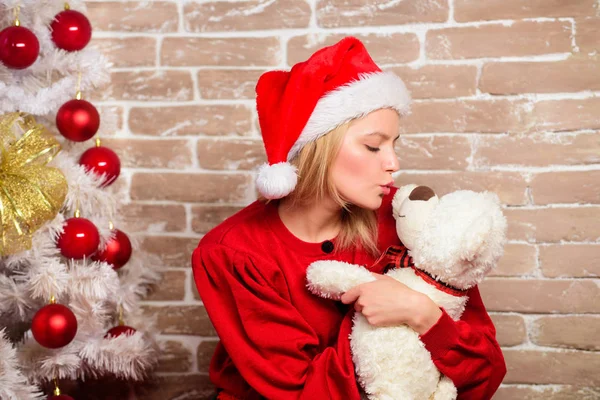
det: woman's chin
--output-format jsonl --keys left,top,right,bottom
{"left": 350, "top": 195, "right": 384, "bottom": 211}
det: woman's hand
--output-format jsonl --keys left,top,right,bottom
{"left": 340, "top": 273, "right": 443, "bottom": 334}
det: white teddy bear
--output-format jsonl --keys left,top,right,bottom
{"left": 306, "top": 184, "right": 507, "bottom": 400}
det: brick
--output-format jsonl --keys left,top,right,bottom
{"left": 394, "top": 135, "right": 470, "bottom": 170}
{"left": 316, "top": 0, "right": 449, "bottom": 28}
{"left": 91, "top": 37, "right": 156, "bottom": 68}
{"left": 531, "top": 171, "right": 600, "bottom": 205}
{"left": 136, "top": 374, "right": 215, "bottom": 400}
{"left": 146, "top": 270, "right": 186, "bottom": 301}
{"left": 576, "top": 18, "right": 600, "bottom": 54}
{"left": 156, "top": 340, "right": 193, "bottom": 372}
{"left": 184, "top": 0, "right": 310, "bottom": 32}
{"left": 197, "top": 139, "right": 265, "bottom": 170}
{"left": 139, "top": 236, "right": 199, "bottom": 268}
{"left": 119, "top": 203, "right": 186, "bottom": 233}
{"left": 395, "top": 172, "right": 527, "bottom": 206}
{"left": 494, "top": 386, "right": 600, "bottom": 400}
{"left": 480, "top": 278, "right": 600, "bottom": 313}
{"left": 532, "top": 316, "right": 600, "bottom": 350}
{"left": 142, "top": 305, "right": 215, "bottom": 336}
{"left": 490, "top": 314, "right": 526, "bottom": 347}
{"left": 191, "top": 205, "right": 244, "bottom": 234}
{"left": 93, "top": 71, "right": 193, "bottom": 101}
{"left": 130, "top": 173, "right": 252, "bottom": 203}
{"left": 530, "top": 98, "right": 600, "bottom": 132}
{"left": 400, "top": 99, "right": 526, "bottom": 134}
{"left": 288, "top": 33, "right": 419, "bottom": 66}
{"left": 540, "top": 244, "right": 600, "bottom": 278}
{"left": 427, "top": 21, "right": 571, "bottom": 60}
{"left": 129, "top": 105, "right": 253, "bottom": 136}
{"left": 390, "top": 65, "right": 477, "bottom": 99}
{"left": 454, "top": 0, "right": 597, "bottom": 22}
{"left": 480, "top": 59, "right": 600, "bottom": 94}
{"left": 161, "top": 37, "right": 280, "bottom": 67}
{"left": 252, "top": 110, "right": 260, "bottom": 134}
{"left": 473, "top": 133, "right": 600, "bottom": 168}
{"left": 192, "top": 275, "right": 201, "bottom": 300}
{"left": 197, "top": 69, "right": 264, "bottom": 100}
{"left": 197, "top": 340, "right": 219, "bottom": 373}
{"left": 505, "top": 207, "right": 600, "bottom": 243}
{"left": 100, "top": 138, "right": 192, "bottom": 169}
{"left": 503, "top": 349, "right": 600, "bottom": 385}
{"left": 86, "top": 1, "right": 178, "bottom": 32}
{"left": 490, "top": 243, "right": 536, "bottom": 277}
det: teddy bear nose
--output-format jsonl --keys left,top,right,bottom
{"left": 409, "top": 186, "right": 436, "bottom": 201}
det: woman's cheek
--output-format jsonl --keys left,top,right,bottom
{"left": 339, "top": 148, "right": 369, "bottom": 180}
{"left": 335, "top": 147, "right": 375, "bottom": 196}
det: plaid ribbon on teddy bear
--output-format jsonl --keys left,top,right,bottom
{"left": 378, "top": 245, "right": 465, "bottom": 296}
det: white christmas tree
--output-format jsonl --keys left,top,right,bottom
{"left": 0, "top": 0, "right": 160, "bottom": 398}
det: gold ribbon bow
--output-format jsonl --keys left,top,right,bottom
{"left": 0, "top": 113, "right": 68, "bottom": 256}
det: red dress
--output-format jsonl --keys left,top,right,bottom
{"left": 191, "top": 188, "right": 506, "bottom": 399}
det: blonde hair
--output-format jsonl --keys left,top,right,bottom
{"left": 260, "top": 121, "right": 379, "bottom": 256}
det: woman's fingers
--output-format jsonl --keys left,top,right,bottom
{"left": 341, "top": 284, "right": 361, "bottom": 304}
{"left": 354, "top": 301, "right": 363, "bottom": 312}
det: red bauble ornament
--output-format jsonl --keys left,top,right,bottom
{"left": 104, "top": 325, "right": 136, "bottom": 338}
{"left": 31, "top": 304, "right": 77, "bottom": 349}
{"left": 56, "top": 99, "right": 100, "bottom": 142}
{"left": 0, "top": 25, "right": 39, "bottom": 69}
{"left": 79, "top": 146, "right": 121, "bottom": 186}
{"left": 92, "top": 229, "right": 132, "bottom": 269}
{"left": 51, "top": 10, "right": 92, "bottom": 51}
{"left": 48, "top": 395, "right": 75, "bottom": 400}
{"left": 57, "top": 217, "right": 100, "bottom": 259}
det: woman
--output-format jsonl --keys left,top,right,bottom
{"left": 192, "top": 37, "right": 506, "bottom": 400}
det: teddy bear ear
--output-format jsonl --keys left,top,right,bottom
{"left": 392, "top": 184, "right": 418, "bottom": 219}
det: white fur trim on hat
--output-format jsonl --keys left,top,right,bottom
{"left": 256, "top": 162, "right": 298, "bottom": 199}
{"left": 287, "top": 71, "right": 411, "bottom": 161}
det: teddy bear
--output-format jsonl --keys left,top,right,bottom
{"left": 306, "top": 184, "right": 507, "bottom": 400}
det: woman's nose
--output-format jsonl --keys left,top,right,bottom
{"left": 384, "top": 151, "right": 400, "bottom": 172}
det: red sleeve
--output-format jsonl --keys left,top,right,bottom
{"left": 191, "top": 243, "right": 361, "bottom": 400}
{"left": 419, "top": 285, "right": 507, "bottom": 400}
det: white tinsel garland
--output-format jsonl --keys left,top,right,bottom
{"left": 0, "top": 0, "right": 162, "bottom": 393}
{"left": 0, "top": 0, "right": 110, "bottom": 115}
{"left": 0, "top": 329, "right": 44, "bottom": 399}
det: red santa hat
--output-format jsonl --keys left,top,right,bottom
{"left": 255, "top": 36, "right": 411, "bottom": 200}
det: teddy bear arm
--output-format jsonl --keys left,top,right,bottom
{"left": 306, "top": 260, "right": 376, "bottom": 300}
{"left": 431, "top": 375, "right": 457, "bottom": 400}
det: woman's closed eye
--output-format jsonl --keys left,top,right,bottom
{"left": 365, "top": 145, "right": 380, "bottom": 152}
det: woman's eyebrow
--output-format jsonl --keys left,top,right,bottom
{"left": 367, "top": 131, "right": 400, "bottom": 142}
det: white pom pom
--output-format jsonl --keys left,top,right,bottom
{"left": 256, "top": 162, "right": 298, "bottom": 199}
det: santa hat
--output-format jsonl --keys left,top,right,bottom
{"left": 255, "top": 36, "right": 411, "bottom": 200}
